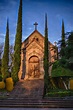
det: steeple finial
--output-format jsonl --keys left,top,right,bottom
{"left": 34, "top": 22, "right": 38, "bottom": 30}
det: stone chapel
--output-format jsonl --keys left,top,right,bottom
{"left": 18, "top": 22, "right": 57, "bottom": 80}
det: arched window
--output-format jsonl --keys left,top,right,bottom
{"left": 29, "top": 56, "right": 39, "bottom": 63}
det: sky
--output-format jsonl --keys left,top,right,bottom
{"left": 0, "top": 0, "right": 73, "bottom": 45}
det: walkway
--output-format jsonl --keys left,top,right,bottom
{"left": 9, "top": 79, "right": 44, "bottom": 99}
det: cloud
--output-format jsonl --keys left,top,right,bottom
{"left": 66, "top": 23, "right": 73, "bottom": 32}
{"left": 28, "top": 27, "right": 33, "bottom": 30}
{"left": 0, "top": 33, "right": 5, "bottom": 36}
{"left": 0, "top": 33, "right": 5, "bottom": 43}
{"left": 0, "top": 33, "right": 15, "bottom": 45}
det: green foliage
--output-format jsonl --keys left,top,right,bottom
{"left": 46, "top": 89, "right": 73, "bottom": 97}
{"left": 52, "top": 61, "right": 60, "bottom": 69}
{"left": 44, "top": 14, "right": 49, "bottom": 73}
{"left": 12, "top": 0, "right": 22, "bottom": 83}
{"left": 68, "top": 32, "right": 73, "bottom": 45}
{"left": 44, "top": 14, "right": 49, "bottom": 74}
{"left": 61, "top": 20, "right": 66, "bottom": 48}
{"left": 66, "top": 32, "right": 73, "bottom": 58}
{"left": 58, "top": 31, "right": 73, "bottom": 71}
{"left": 65, "top": 32, "right": 73, "bottom": 70}
{"left": 59, "top": 20, "right": 66, "bottom": 57}
{"left": 1, "top": 19, "right": 9, "bottom": 80}
{"left": 43, "top": 14, "right": 50, "bottom": 96}
{"left": 52, "top": 61, "right": 73, "bottom": 77}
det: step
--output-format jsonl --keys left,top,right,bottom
{"left": 0, "top": 99, "right": 73, "bottom": 108}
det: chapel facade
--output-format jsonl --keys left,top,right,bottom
{"left": 18, "top": 23, "right": 57, "bottom": 80}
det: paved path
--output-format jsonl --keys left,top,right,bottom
{"left": 8, "top": 79, "right": 44, "bottom": 99}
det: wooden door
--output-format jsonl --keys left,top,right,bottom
{"left": 28, "top": 56, "right": 40, "bottom": 78}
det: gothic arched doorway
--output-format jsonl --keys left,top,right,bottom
{"left": 28, "top": 56, "right": 40, "bottom": 78}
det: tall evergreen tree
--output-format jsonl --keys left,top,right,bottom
{"left": 1, "top": 19, "right": 9, "bottom": 80}
{"left": 12, "top": 0, "right": 22, "bottom": 82}
{"left": 65, "top": 32, "right": 73, "bottom": 70}
{"left": 60, "top": 20, "right": 66, "bottom": 57}
{"left": 43, "top": 14, "right": 50, "bottom": 96}
{"left": 61, "top": 20, "right": 66, "bottom": 47}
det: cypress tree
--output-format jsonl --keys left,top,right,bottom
{"left": 61, "top": 20, "right": 66, "bottom": 48}
{"left": 60, "top": 20, "right": 66, "bottom": 57}
{"left": 43, "top": 14, "right": 50, "bottom": 96}
{"left": 12, "top": 0, "right": 22, "bottom": 82}
{"left": 1, "top": 19, "right": 9, "bottom": 80}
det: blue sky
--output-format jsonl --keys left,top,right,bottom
{"left": 0, "top": 0, "right": 73, "bottom": 45}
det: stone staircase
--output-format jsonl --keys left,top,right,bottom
{"left": 0, "top": 98, "right": 73, "bottom": 108}
{"left": 8, "top": 79, "right": 44, "bottom": 99}
{"left": 0, "top": 79, "right": 73, "bottom": 108}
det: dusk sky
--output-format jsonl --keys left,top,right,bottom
{"left": 0, "top": 0, "right": 73, "bottom": 45}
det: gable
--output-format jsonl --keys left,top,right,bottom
{"left": 24, "top": 30, "right": 44, "bottom": 42}
{"left": 26, "top": 39, "right": 44, "bottom": 52}
{"left": 22, "top": 30, "right": 44, "bottom": 48}
{"left": 21, "top": 30, "right": 55, "bottom": 53}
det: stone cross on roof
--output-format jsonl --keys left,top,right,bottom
{"left": 34, "top": 22, "right": 38, "bottom": 30}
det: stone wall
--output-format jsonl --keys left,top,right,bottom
{"left": 18, "top": 30, "right": 57, "bottom": 80}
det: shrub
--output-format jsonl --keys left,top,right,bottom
{"left": 0, "top": 81, "right": 5, "bottom": 89}
{"left": 6, "top": 77, "right": 14, "bottom": 91}
{"left": 46, "top": 89, "right": 73, "bottom": 97}
{"left": 52, "top": 61, "right": 73, "bottom": 77}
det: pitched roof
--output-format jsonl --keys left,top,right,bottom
{"left": 22, "top": 30, "right": 44, "bottom": 44}
{"left": 22, "top": 30, "right": 55, "bottom": 47}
